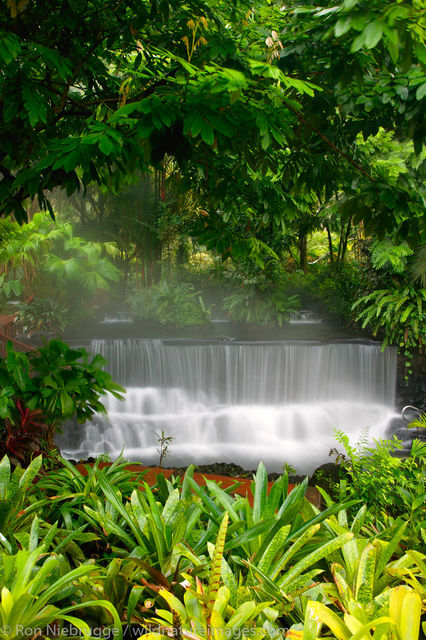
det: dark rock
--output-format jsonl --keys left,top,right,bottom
{"left": 311, "top": 462, "right": 347, "bottom": 491}
{"left": 288, "top": 474, "right": 308, "bottom": 484}
{"left": 196, "top": 462, "right": 251, "bottom": 477}
{"left": 395, "top": 353, "right": 426, "bottom": 413}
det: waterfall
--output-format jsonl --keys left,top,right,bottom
{"left": 58, "top": 338, "right": 397, "bottom": 473}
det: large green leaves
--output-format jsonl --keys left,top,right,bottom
{"left": 0, "top": 456, "right": 46, "bottom": 552}
{"left": 0, "top": 546, "right": 122, "bottom": 640}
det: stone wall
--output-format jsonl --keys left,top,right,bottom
{"left": 395, "top": 352, "right": 425, "bottom": 413}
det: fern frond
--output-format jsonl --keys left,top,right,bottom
{"left": 355, "top": 427, "right": 370, "bottom": 457}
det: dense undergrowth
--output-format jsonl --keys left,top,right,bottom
{"left": 0, "top": 441, "right": 425, "bottom": 640}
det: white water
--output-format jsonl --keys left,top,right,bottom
{"left": 59, "top": 339, "right": 397, "bottom": 473}
{"left": 289, "top": 310, "right": 323, "bottom": 324}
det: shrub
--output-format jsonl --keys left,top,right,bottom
{"left": 223, "top": 280, "right": 300, "bottom": 326}
{"left": 16, "top": 297, "right": 71, "bottom": 337}
{"left": 332, "top": 429, "right": 426, "bottom": 527}
{"left": 0, "top": 340, "right": 124, "bottom": 463}
{"left": 293, "top": 261, "right": 366, "bottom": 326}
{"left": 352, "top": 284, "right": 425, "bottom": 377}
{"left": 129, "top": 280, "right": 211, "bottom": 327}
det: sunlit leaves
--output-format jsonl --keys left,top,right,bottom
{"left": 351, "top": 20, "right": 384, "bottom": 51}
{"left": 0, "top": 31, "right": 21, "bottom": 64}
{"left": 352, "top": 286, "right": 425, "bottom": 352}
{"left": 333, "top": 0, "right": 425, "bottom": 70}
{"left": 416, "top": 82, "right": 426, "bottom": 100}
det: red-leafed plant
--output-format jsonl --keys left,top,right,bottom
{"left": 2, "top": 399, "right": 48, "bottom": 467}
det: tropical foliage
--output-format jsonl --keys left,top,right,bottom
{"left": 0, "top": 213, "right": 120, "bottom": 335}
{"left": 352, "top": 286, "right": 425, "bottom": 354}
{"left": 0, "top": 1, "right": 423, "bottom": 344}
{"left": 0, "top": 340, "right": 124, "bottom": 459}
{"left": 0, "top": 451, "right": 424, "bottom": 639}
{"left": 0, "top": 0, "right": 425, "bottom": 634}
{"left": 129, "top": 281, "right": 212, "bottom": 327}
{"left": 223, "top": 278, "right": 300, "bottom": 327}
{"left": 324, "top": 430, "right": 426, "bottom": 550}
{"left": 0, "top": 0, "right": 424, "bottom": 248}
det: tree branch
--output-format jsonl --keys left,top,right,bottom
{"left": 284, "top": 100, "right": 376, "bottom": 183}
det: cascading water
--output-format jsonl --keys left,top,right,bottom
{"left": 58, "top": 338, "right": 398, "bottom": 473}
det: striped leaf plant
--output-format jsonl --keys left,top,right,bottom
{"left": 289, "top": 584, "right": 424, "bottom": 640}
{"left": 0, "top": 455, "right": 51, "bottom": 553}
{"left": 142, "top": 512, "right": 283, "bottom": 640}
{"left": 0, "top": 540, "right": 122, "bottom": 640}
{"left": 188, "top": 462, "right": 357, "bottom": 573}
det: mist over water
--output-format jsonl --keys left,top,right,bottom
{"left": 59, "top": 338, "right": 398, "bottom": 473}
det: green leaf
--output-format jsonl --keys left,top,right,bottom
{"left": 208, "top": 512, "right": 229, "bottom": 617}
{"left": 335, "top": 17, "right": 352, "bottom": 37}
{"left": 343, "top": 0, "right": 359, "bottom": 8}
{"left": 99, "top": 136, "right": 115, "bottom": 155}
{"left": 271, "top": 524, "right": 320, "bottom": 580}
{"left": 186, "top": 113, "right": 205, "bottom": 137}
{"left": 22, "top": 85, "right": 48, "bottom": 126}
{"left": 32, "top": 43, "right": 73, "bottom": 80}
{"left": 355, "top": 544, "right": 376, "bottom": 604}
{"left": 0, "top": 32, "right": 22, "bottom": 64}
{"left": 205, "top": 480, "right": 240, "bottom": 523}
{"left": 374, "top": 521, "right": 407, "bottom": 584}
{"left": 400, "top": 305, "right": 414, "bottom": 323}
{"left": 351, "top": 32, "right": 366, "bottom": 52}
{"left": 395, "top": 85, "right": 409, "bottom": 101}
{"left": 60, "top": 391, "right": 74, "bottom": 415}
{"left": 415, "top": 82, "right": 426, "bottom": 100}
{"left": 305, "top": 601, "right": 351, "bottom": 640}
{"left": 279, "top": 533, "right": 354, "bottom": 590}
{"left": 261, "top": 129, "right": 271, "bottom": 150}
{"left": 252, "top": 461, "right": 268, "bottom": 524}
{"left": 363, "top": 21, "right": 384, "bottom": 49}
{"left": 0, "top": 456, "right": 11, "bottom": 500}
{"left": 200, "top": 122, "right": 215, "bottom": 146}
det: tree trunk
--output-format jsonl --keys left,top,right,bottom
{"left": 298, "top": 233, "right": 308, "bottom": 273}
{"left": 325, "top": 224, "right": 334, "bottom": 262}
{"left": 340, "top": 218, "right": 352, "bottom": 264}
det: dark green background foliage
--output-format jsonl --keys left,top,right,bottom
{"left": 0, "top": 0, "right": 424, "bottom": 257}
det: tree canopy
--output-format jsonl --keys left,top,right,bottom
{"left": 0, "top": 0, "right": 424, "bottom": 258}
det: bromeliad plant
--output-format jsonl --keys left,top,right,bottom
{"left": 293, "top": 585, "right": 423, "bottom": 640}
{"left": 76, "top": 461, "right": 356, "bottom": 584}
{"left": 143, "top": 513, "right": 281, "bottom": 640}
{"left": 32, "top": 455, "right": 139, "bottom": 502}
{"left": 29, "top": 455, "right": 143, "bottom": 545}
{"left": 188, "top": 463, "right": 356, "bottom": 576}
{"left": 0, "top": 455, "right": 48, "bottom": 552}
{"left": 0, "top": 452, "right": 423, "bottom": 639}
{"left": 81, "top": 467, "right": 206, "bottom": 576}
{"left": 0, "top": 544, "right": 122, "bottom": 640}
